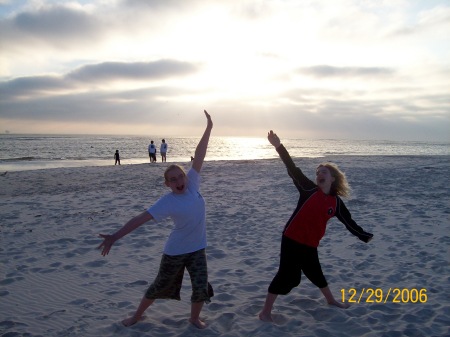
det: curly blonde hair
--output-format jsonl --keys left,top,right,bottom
{"left": 317, "top": 162, "right": 351, "bottom": 198}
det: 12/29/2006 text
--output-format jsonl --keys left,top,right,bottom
{"left": 341, "top": 288, "right": 427, "bottom": 303}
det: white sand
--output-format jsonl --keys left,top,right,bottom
{"left": 1, "top": 156, "right": 449, "bottom": 337}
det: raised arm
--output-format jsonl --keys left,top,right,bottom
{"left": 192, "top": 110, "right": 213, "bottom": 173}
{"left": 268, "top": 130, "right": 315, "bottom": 190}
{"left": 268, "top": 130, "right": 281, "bottom": 148}
{"left": 98, "top": 210, "right": 153, "bottom": 256}
{"left": 268, "top": 130, "right": 296, "bottom": 174}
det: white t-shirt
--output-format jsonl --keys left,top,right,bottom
{"left": 147, "top": 168, "right": 206, "bottom": 255}
{"left": 160, "top": 143, "right": 168, "bottom": 153}
{"left": 148, "top": 144, "right": 156, "bottom": 153}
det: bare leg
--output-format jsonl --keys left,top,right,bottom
{"left": 122, "top": 296, "right": 155, "bottom": 327}
{"left": 320, "top": 286, "right": 350, "bottom": 308}
{"left": 189, "top": 301, "right": 206, "bottom": 329}
{"left": 259, "top": 292, "right": 278, "bottom": 322}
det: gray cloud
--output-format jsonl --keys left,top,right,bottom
{"left": 0, "top": 59, "right": 200, "bottom": 99}
{"left": 14, "top": 6, "right": 95, "bottom": 35}
{"left": 0, "top": 1, "right": 448, "bottom": 141}
{"left": 297, "top": 65, "right": 394, "bottom": 78}
{"left": 1, "top": 79, "right": 448, "bottom": 141}
{"left": 0, "top": 84, "right": 194, "bottom": 123}
{"left": 275, "top": 104, "right": 448, "bottom": 141}
{"left": 0, "top": 1, "right": 190, "bottom": 50}
{"left": 122, "top": 0, "right": 206, "bottom": 9}
{"left": 0, "top": 76, "right": 68, "bottom": 98}
{"left": 67, "top": 60, "right": 200, "bottom": 82}
{"left": 0, "top": 1, "right": 220, "bottom": 51}
{"left": 267, "top": 84, "right": 450, "bottom": 140}
{"left": 0, "top": 4, "right": 101, "bottom": 47}
{"left": 282, "top": 85, "right": 449, "bottom": 118}
{"left": 198, "top": 95, "right": 450, "bottom": 141}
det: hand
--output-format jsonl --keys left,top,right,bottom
{"left": 97, "top": 234, "right": 116, "bottom": 256}
{"left": 204, "top": 110, "right": 213, "bottom": 129}
{"left": 267, "top": 130, "right": 281, "bottom": 148}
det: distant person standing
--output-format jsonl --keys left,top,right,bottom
{"left": 148, "top": 141, "right": 157, "bottom": 163}
{"left": 114, "top": 150, "right": 121, "bottom": 165}
{"left": 160, "top": 139, "right": 168, "bottom": 162}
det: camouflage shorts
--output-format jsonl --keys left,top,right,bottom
{"left": 145, "top": 248, "right": 213, "bottom": 303}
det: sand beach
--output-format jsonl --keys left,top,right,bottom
{"left": 1, "top": 155, "right": 449, "bottom": 336}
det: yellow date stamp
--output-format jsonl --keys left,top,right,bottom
{"left": 341, "top": 288, "right": 428, "bottom": 303}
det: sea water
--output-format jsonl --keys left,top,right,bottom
{"left": 0, "top": 134, "right": 448, "bottom": 172}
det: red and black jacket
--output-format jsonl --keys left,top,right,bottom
{"left": 277, "top": 144, "right": 373, "bottom": 248}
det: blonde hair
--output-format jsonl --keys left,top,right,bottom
{"left": 318, "top": 162, "right": 351, "bottom": 198}
{"left": 164, "top": 164, "right": 186, "bottom": 181}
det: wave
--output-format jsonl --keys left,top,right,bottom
{"left": 0, "top": 156, "right": 36, "bottom": 162}
{"left": 0, "top": 156, "right": 113, "bottom": 162}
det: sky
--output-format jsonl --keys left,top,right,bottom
{"left": 0, "top": 0, "right": 449, "bottom": 141}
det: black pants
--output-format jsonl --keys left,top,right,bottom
{"left": 268, "top": 236, "right": 327, "bottom": 295}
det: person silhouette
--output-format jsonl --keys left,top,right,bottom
{"left": 114, "top": 150, "right": 120, "bottom": 165}
{"left": 160, "top": 139, "right": 168, "bottom": 162}
{"left": 148, "top": 141, "right": 157, "bottom": 163}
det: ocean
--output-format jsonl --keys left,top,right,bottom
{"left": 0, "top": 134, "right": 449, "bottom": 172}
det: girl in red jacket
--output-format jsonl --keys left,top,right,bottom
{"left": 259, "top": 131, "right": 373, "bottom": 322}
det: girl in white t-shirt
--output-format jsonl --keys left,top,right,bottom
{"left": 98, "top": 110, "right": 213, "bottom": 329}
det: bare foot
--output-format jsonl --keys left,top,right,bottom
{"left": 189, "top": 318, "right": 207, "bottom": 329}
{"left": 122, "top": 316, "right": 140, "bottom": 327}
{"left": 258, "top": 311, "right": 274, "bottom": 322}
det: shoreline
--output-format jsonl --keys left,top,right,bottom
{"left": 1, "top": 153, "right": 449, "bottom": 173}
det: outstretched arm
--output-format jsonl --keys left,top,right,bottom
{"left": 336, "top": 199, "right": 373, "bottom": 243}
{"left": 192, "top": 110, "right": 213, "bottom": 173}
{"left": 98, "top": 210, "right": 153, "bottom": 256}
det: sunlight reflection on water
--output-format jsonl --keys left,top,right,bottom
{"left": 0, "top": 135, "right": 448, "bottom": 171}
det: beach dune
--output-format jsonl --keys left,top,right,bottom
{"left": 1, "top": 156, "right": 449, "bottom": 336}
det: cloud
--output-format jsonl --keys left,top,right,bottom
{"left": 0, "top": 4, "right": 101, "bottom": 47}
{"left": 0, "top": 84, "right": 195, "bottom": 122}
{"left": 14, "top": 6, "right": 93, "bottom": 34}
{"left": 0, "top": 59, "right": 201, "bottom": 98}
{"left": 122, "top": 0, "right": 206, "bottom": 10}
{"left": 387, "top": 4, "right": 450, "bottom": 37}
{"left": 297, "top": 65, "right": 395, "bottom": 78}
{"left": 0, "top": 0, "right": 449, "bottom": 141}
{"left": 0, "top": 76, "right": 68, "bottom": 97}
{"left": 67, "top": 60, "right": 200, "bottom": 82}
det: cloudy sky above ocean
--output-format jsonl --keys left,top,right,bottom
{"left": 0, "top": 0, "right": 449, "bottom": 141}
